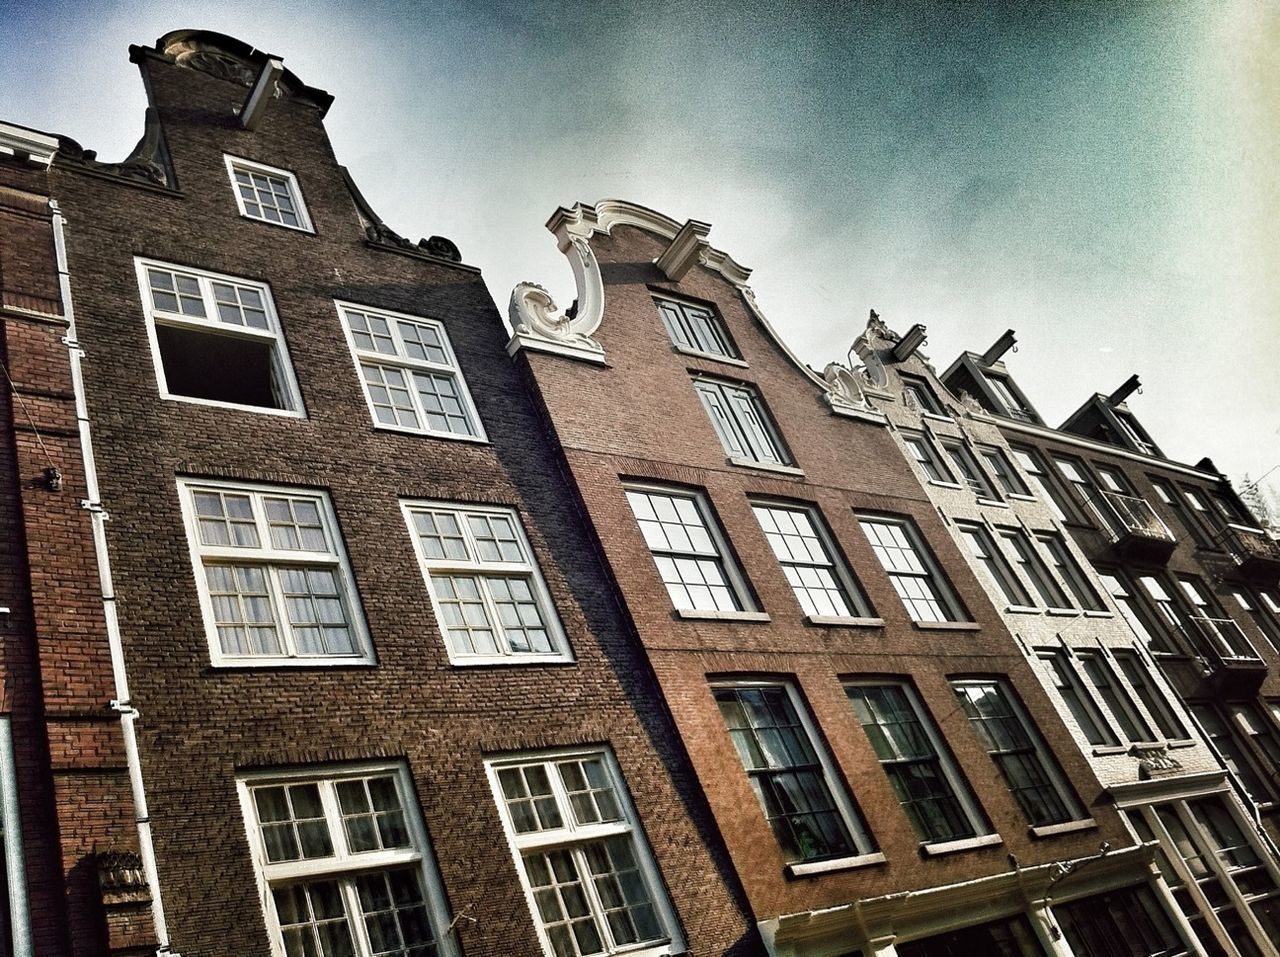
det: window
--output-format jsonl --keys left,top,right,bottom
{"left": 1053, "top": 457, "right": 1101, "bottom": 523}
{"left": 1037, "top": 650, "right": 1118, "bottom": 747}
{"left": 846, "top": 682, "right": 989, "bottom": 845}
{"left": 1010, "top": 447, "right": 1076, "bottom": 523}
{"left": 979, "top": 446, "right": 1031, "bottom": 497}
{"left": 1112, "top": 650, "right": 1189, "bottom": 740}
{"left": 1098, "top": 570, "right": 1170, "bottom": 652}
{"left": 857, "top": 516, "right": 967, "bottom": 624}
{"left": 1034, "top": 532, "right": 1104, "bottom": 611}
{"left": 950, "top": 679, "right": 1080, "bottom": 827}
{"left": 997, "top": 528, "right": 1070, "bottom": 609}
{"left": 136, "top": 258, "right": 303, "bottom": 414}
{"left": 900, "top": 375, "right": 946, "bottom": 415}
{"left": 338, "top": 302, "right": 485, "bottom": 440}
{"left": 1179, "top": 577, "right": 1260, "bottom": 663}
{"left": 956, "top": 522, "right": 1033, "bottom": 609}
{"left": 713, "top": 684, "right": 872, "bottom": 863}
{"left": 1138, "top": 575, "right": 1191, "bottom": 652}
{"left": 938, "top": 438, "right": 999, "bottom": 499}
{"left": 1233, "top": 589, "right": 1280, "bottom": 654}
{"left": 692, "top": 378, "right": 790, "bottom": 467}
{"left": 1095, "top": 464, "right": 1136, "bottom": 496}
{"left": 1112, "top": 410, "right": 1159, "bottom": 456}
{"left": 1227, "top": 702, "right": 1280, "bottom": 776}
{"left": 238, "top": 763, "right": 452, "bottom": 957}
{"left": 486, "top": 748, "right": 683, "bottom": 957}
{"left": 1183, "top": 488, "right": 1224, "bottom": 540}
{"left": 982, "top": 373, "right": 1035, "bottom": 421}
{"left": 625, "top": 487, "right": 751, "bottom": 614}
{"left": 1151, "top": 478, "right": 1211, "bottom": 547}
{"left": 1190, "top": 705, "right": 1275, "bottom": 804}
{"left": 750, "top": 503, "right": 872, "bottom": 619}
{"left": 225, "top": 155, "right": 313, "bottom": 231}
{"left": 901, "top": 431, "right": 954, "bottom": 484}
{"left": 402, "top": 501, "right": 569, "bottom": 664}
{"left": 1076, "top": 650, "right": 1155, "bottom": 743}
{"left": 1053, "top": 885, "right": 1187, "bottom": 957}
{"left": 177, "top": 479, "right": 370, "bottom": 666}
{"left": 653, "top": 296, "right": 737, "bottom": 360}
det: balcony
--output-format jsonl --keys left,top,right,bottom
{"left": 1215, "top": 523, "right": 1280, "bottom": 583}
{"left": 1187, "top": 616, "right": 1267, "bottom": 693}
{"left": 1086, "top": 490, "right": 1177, "bottom": 561}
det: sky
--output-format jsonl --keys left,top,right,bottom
{"left": 3, "top": 0, "right": 1278, "bottom": 500}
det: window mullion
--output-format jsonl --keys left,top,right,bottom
{"left": 266, "top": 566, "right": 299, "bottom": 657}
{"left": 572, "top": 843, "right": 616, "bottom": 953}
{"left": 339, "top": 876, "right": 373, "bottom": 957}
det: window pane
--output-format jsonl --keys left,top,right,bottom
{"left": 626, "top": 490, "right": 745, "bottom": 613}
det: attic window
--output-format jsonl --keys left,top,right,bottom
{"left": 224, "top": 155, "right": 313, "bottom": 232}
{"left": 136, "top": 259, "right": 303, "bottom": 415}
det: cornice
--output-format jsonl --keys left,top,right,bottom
{"left": 0, "top": 122, "right": 59, "bottom": 167}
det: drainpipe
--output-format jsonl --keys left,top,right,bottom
{"left": 49, "top": 200, "right": 177, "bottom": 956}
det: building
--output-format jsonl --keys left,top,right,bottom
{"left": 863, "top": 316, "right": 1280, "bottom": 954}
{"left": 0, "top": 30, "right": 753, "bottom": 957}
{"left": 1, "top": 24, "right": 1278, "bottom": 957}
{"left": 505, "top": 202, "right": 1205, "bottom": 955}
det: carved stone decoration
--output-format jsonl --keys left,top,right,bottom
{"left": 508, "top": 230, "right": 606, "bottom": 364}
{"left": 342, "top": 168, "right": 462, "bottom": 263}
{"left": 55, "top": 107, "right": 174, "bottom": 189}
{"left": 96, "top": 849, "right": 152, "bottom": 905}
{"left": 1131, "top": 743, "right": 1183, "bottom": 779}
{"left": 173, "top": 47, "right": 257, "bottom": 86}
{"left": 822, "top": 362, "right": 880, "bottom": 419}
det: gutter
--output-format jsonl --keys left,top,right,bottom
{"left": 50, "top": 199, "right": 178, "bottom": 956}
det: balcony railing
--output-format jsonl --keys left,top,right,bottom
{"left": 1187, "top": 616, "right": 1264, "bottom": 665}
{"left": 1084, "top": 490, "right": 1176, "bottom": 559}
{"left": 1215, "top": 523, "right": 1280, "bottom": 582}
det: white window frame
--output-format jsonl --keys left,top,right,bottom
{"left": 845, "top": 679, "right": 994, "bottom": 849}
{"left": 177, "top": 477, "right": 373, "bottom": 667}
{"left": 956, "top": 520, "right": 1035, "bottom": 610}
{"left": 692, "top": 376, "right": 792, "bottom": 468}
{"left": 938, "top": 436, "right": 1000, "bottom": 500}
{"left": 484, "top": 746, "right": 686, "bottom": 957}
{"left": 134, "top": 257, "right": 305, "bottom": 417}
{"left": 711, "top": 680, "right": 880, "bottom": 870}
{"left": 749, "top": 500, "right": 873, "bottom": 621}
{"left": 901, "top": 430, "right": 957, "bottom": 486}
{"left": 857, "top": 515, "right": 969, "bottom": 624}
{"left": 624, "top": 485, "right": 755, "bottom": 616}
{"left": 401, "top": 500, "right": 571, "bottom": 666}
{"left": 236, "top": 761, "right": 455, "bottom": 957}
{"left": 223, "top": 154, "right": 314, "bottom": 232}
{"left": 652, "top": 294, "right": 740, "bottom": 362}
{"left": 336, "top": 301, "right": 487, "bottom": 442}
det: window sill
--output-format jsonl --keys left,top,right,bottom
{"left": 158, "top": 391, "right": 306, "bottom": 418}
{"left": 913, "top": 620, "right": 981, "bottom": 632}
{"left": 1083, "top": 610, "right": 1114, "bottom": 618}
{"left": 674, "top": 345, "right": 748, "bottom": 368}
{"left": 921, "top": 412, "right": 954, "bottom": 424}
{"left": 1045, "top": 608, "right": 1080, "bottom": 617}
{"left": 1091, "top": 745, "right": 1128, "bottom": 756}
{"left": 447, "top": 653, "right": 576, "bottom": 667}
{"left": 805, "top": 615, "right": 885, "bottom": 629}
{"left": 976, "top": 498, "right": 1009, "bottom": 509}
{"left": 369, "top": 421, "right": 490, "bottom": 444}
{"left": 927, "top": 480, "right": 965, "bottom": 491}
{"left": 237, "top": 212, "right": 316, "bottom": 235}
{"left": 1029, "top": 818, "right": 1097, "bottom": 840}
{"left": 675, "top": 609, "right": 770, "bottom": 623}
{"left": 1167, "top": 738, "right": 1200, "bottom": 750}
{"left": 211, "top": 655, "right": 377, "bottom": 669}
{"left": 920, "top": 833, "right": 1002, "bottom": 857}
{"left": 726, "top": 457, "right": 804, "bottom": 477}
{"left": 1007, "top": 493, "right": 1038, "bottom": 502}
{"left": 786, "top": 851, "right": 886, "bottom": 877}
{"left": 1004, "top": 605, "right": 1042, "bottom": 615}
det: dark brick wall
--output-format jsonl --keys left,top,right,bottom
{"left": 517, "top": 220, "right": 1132, "bottom": 921}
{"left": 42, "top": 42, "right": 753, "bottom": 957}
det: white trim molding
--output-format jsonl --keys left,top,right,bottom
{"left": 0, "top": 123, "right": 58, "bottom": 167}
{"left": 509, "top": 198, "right": 885, "bottom": 435}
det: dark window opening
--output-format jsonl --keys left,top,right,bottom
{"left": 156, "top": 326, "right": 283, "bottom": 409}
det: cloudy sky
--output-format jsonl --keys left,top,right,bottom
{"left": 3, "top": 0, "right": 1277, "bottom": 496}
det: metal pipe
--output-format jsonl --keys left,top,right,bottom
{"left": 50, "top": 199, "right": 176, "bottom": 955}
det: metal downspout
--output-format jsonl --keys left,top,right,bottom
{"left": 49, "top": 199, "right": 177, "bottom": 955}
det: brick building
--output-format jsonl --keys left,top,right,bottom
{"left": 0, "top": 30, "right": 754, "bottom": 957}
{"left": 857, "top": 316, "right": 1280, "bottom": 954}
{"left": 505, "top": 201, "right": 1206, "bottom": 955}
{"left": 2, "top": 23, "right": 1278, "bottom": 957}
